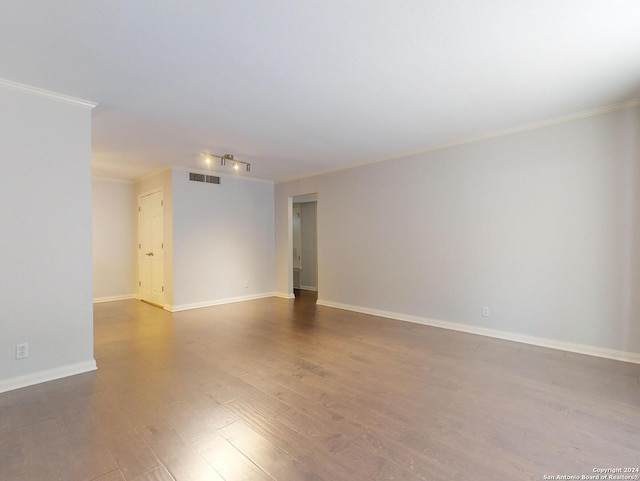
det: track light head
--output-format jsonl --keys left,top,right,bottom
{"left": 199, "top": 152, "right": 250, "bottom": 173}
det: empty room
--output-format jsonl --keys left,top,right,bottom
{"left": 1, "top": 1, "right": 639, "bottom": 480}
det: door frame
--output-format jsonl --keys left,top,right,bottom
{"left": 138, "top": 188, "right": 164, "bottom": 307}
{"left": 290, "top": 193, "right": 318, "bottom": 298}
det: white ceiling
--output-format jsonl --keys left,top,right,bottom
{"left": 1, "top": 1, "right": 639, "bottom": 182}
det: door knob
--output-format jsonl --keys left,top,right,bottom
{"left": 146, "top": 252, "right": 154, "bottom": 256}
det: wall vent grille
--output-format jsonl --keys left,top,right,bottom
{"left": 189, "top": 172, "right": 220, "bottom": 184}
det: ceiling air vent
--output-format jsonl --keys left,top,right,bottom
{"left": 189, "top": 172, "right": 220, "bottom": 184}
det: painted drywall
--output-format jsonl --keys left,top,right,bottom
{"left": 170, "top": 169, "right": 275, "bottom": 310}
{"left": 136, "top": 168, "right": 174, "bottom": 307}
{"left": 275, "top": 105, "right": 640, "bottom": 359}
{"left": 0, "top": 84, "right": 96, "bottom": 392}
{"left": 300, "top": 202, "right": 318, "bottom": 290}
{"left": 92, "top": 178, "right": 137, "bottom": 301}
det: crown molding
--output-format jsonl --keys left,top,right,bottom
{"left": 135, "top": 166, "right": 173, "bottom": 183}
{"left": 276, "top": 98, "right": 640, "bottom": 184}
{"left": 0, "top": 78, "right": 97, "bottom": 109}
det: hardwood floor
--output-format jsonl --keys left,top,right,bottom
{"left": 1, "top": 291, "right": 639, "bottom": 480}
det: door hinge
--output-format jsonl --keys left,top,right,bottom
{"left": 161, "top": 200, "right": 163, "bottom": 206}
{"left": 138, "top": 206, "right": 141, "bottom": 212}
{"left": 162, "top": 286, "right": 164, "bottom": 292}
{"left": 161, "top": 242, "right": 164, "bottom": 248}
{"left": 139, "top": 243, "right": 141, "bottom": 249}
{"left": 139, "top": 281, "right": 141, "bottom": 286}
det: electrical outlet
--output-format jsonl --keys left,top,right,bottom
{"left": 16, "top": 342, "right": 29, "bottom": 359}
{"left": 243, "top": 280, "right": 249, "bottom": 288}
{"left": 482, "top": 306, "right": 490, "bottom": 317}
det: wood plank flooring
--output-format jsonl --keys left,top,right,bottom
{"left": 1, "top": 291, "right": 639, "bottom": 480}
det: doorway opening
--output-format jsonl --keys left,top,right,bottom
{"left": 291, "top": 194, "right": 318, "bottom": 299}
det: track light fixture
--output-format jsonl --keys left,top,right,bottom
{"left": 201, "top": 152, "right": 250, "bottom": 172}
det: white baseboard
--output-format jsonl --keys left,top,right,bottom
{"left": 274, "top": 292, "right": 296, "bottom": 299}
{"left": 93, "top": 294, "right": 137, "bottom": 303}
{"left": 316, "top": 299, "right": 640, "bottom": 365}
{"left": 0, "top": 360, "right": 98, "bottom": 394}
{"left": 167, "top": 292, "right": 277, "bottom": 312}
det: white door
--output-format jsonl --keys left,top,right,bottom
{"left": 138, "top": 191, "right": 164, "bottom": 306}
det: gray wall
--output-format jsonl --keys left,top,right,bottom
{"left": 171, "top": 170, "right": 275, "bottom": 309}
{"left": 275, "top": 105, "right": 640, "bottom": 359}
{"left": 0, "top": 83, "right": 96, "bottom": 392}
